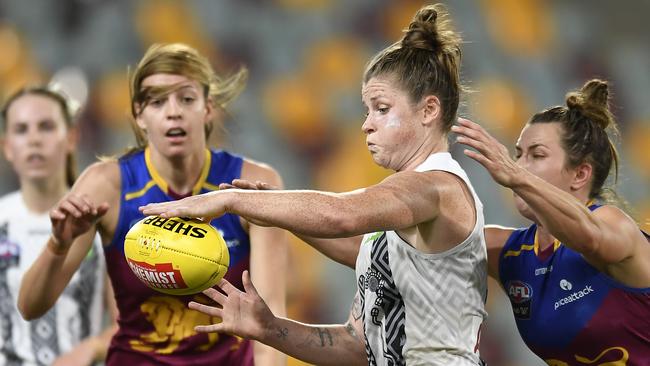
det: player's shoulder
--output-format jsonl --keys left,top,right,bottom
{"left": 0, "top": 190, "right": 21, "bottom": 206}
{"left": 485, "top": 225, "right": 517, "bottom": 249}
{"left": 0, "top": 191, "right": 23, "bottom": 220}
{"left": 72, "top": 160, "right": 121, "bottom": 195}
{"left": 240, "top": 157, "right": 283, "bottom": 187}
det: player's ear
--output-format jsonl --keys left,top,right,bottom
{"left": 66, "top": 126, "right": 79, "bottom": 153}
{"left": 421, "top": 95, "right": 441, "bottom": 127}
{"left": 204, "top": 97, "right": 216, "bottom": 122}
{"left": 134, "top": 103, "right": 147, "bottom": 130}
{"left": 0, "top": 136, "right": 12, "bottom": 162}
{"left": 570, "top": 162, "right": 592, "bottom": 192}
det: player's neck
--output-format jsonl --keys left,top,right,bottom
{"left": 401, "top": 136, "right": 448, "bottom": 172}
{"left": 151, "top": 149, "right": 206, "bottom": 195}
{"left": 20, "top": 176, "right": 68, "bottom": 214}
{"left": 535, "top": 225, "right": 557, "bottom": 251}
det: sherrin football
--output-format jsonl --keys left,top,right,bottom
{"left": 124, "top": 215, "right": 229, "bottom": 295}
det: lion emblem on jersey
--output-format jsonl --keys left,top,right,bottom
{"left": 130, "top": 295, "right": 233, "bottom": 354}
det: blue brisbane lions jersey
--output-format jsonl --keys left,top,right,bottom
{"left": 499, "top": 205, "right": 650, "bottom": 365}
{"left": 103, "top": 148, "right": 254, "bottom": 365}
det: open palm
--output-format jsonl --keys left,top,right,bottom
{"left": 188, "top": 271, "right": 274, "bottom": 341}
{"left": 452, "top": 118, "right": 523, "bottom": 188}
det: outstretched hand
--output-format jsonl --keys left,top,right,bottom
{"left": 188, "top": 271, "right": 274, "bottom": 341}
{"left": 452, "top": 118, "right": 524, "bottom": 188}
{"left": 50, "top": 193, "right": 109, "bottom": 250}
{"left": 139, "top": 191, "right": 225, "bottom": 221}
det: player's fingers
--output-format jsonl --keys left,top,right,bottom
{"left": 139, "top": 201, "right": 175, "bottom": 213}
{"left": 96, "top": 202, "right": 110, "bottom": 217}
{"left": 202, "top": 287, "right": 228, "bottom": 304}
{"left": 457, "top": 117, "right": 481, "bottom": 130}
{"left": 219, "top": 183, "right": 236, "bottom": 190}
{"left": 58, "top": 200, "right": 83, "bottom": 218}
{"left": 217, "top": 278, "right": 239, "bottom": 295}
{"left": 464, "top": 149, "right": 491, "bottom": 168}
{"left": 455, "top": 135, "right": 483, "bottom": 153}
{"left": 256, "top": 181, "right": 276, "bottom": 190}
{"left": 189, "top": 301, "right": 223, "bottom": 317}
{"left": 66, "top": 194, "right": 93, "bottom": 214}
{"left": 451, "top": 124, "right": 482, "bottom": 141}
{"left": 242, "top": 270, "right": 259, "bottom": 297}
{"left": 231, "top": 179, "right": 258, "bottom": 190}
{"left": 50, "top": 208, "right": 67, "bottom": 220}
{"left": 78, "top": 195, "right": 97, "bottom": 215}
{"left": 195, "top": 324, "right": 224, "bottom": 333}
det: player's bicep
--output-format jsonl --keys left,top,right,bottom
{"left": 358, "top": 171, "right": 444, "bottom": 230}
{"left": 587, "top": 206, "right": 645, "bottom": 264}
{"left": 485, "top": 225, "right": 514, "bottom": 281}
{"left": 69, "top": 161, "right": 120, "bottom": 204}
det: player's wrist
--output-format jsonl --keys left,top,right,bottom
{"left": 256, "top": 315, "right": 281, "bottom": 344}
{"left": 47, "top": 235, "right": 70, "bottom": 256}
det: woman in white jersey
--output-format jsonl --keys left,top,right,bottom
{"left": 0, "top": 86, "right": 117, "bottom": 366}
{"left": 142, "top": 4, "right": 488, "bottom": 365}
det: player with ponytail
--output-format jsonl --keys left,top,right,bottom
{"left": 143, "top": 5, "right": 488, "bottom": 365}
{"left": 453, "top": 79, "right": 650, "bottom": 363}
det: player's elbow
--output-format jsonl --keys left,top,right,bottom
{"left": 324, "top": 210, "right": 361, "bottom": 238}
{"left": 17, "top": 297, "right": 46, "bottom": 320}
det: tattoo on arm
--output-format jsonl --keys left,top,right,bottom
{"left": 276, "top": 327, "right": 288, "bottom": 340}
{"left": 296, "top": 327, "right": 334, "bottom": 349}
{"left": 345, "top": 323, "right": 357, "bottom": 339}
{"left": 317, "top": 327, "right": 333, "bottom": 347}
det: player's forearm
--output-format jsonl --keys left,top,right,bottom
{"left": 294, "top": 234, "right": 361, "bottom": 268}
{"left": 224, "top": 190, "right": 361, "bottom": 237}
{"left": 256, "top": 318, "right": 366, "bottom": 366}
{"left": 510, "top": 171, "right": 600, "bottom": 252}
{"left": 17, "top": 237, "right": 71, "bottom": 319}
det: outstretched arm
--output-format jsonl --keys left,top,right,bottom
{"left": 141, "top": 170, "right": 444, "bottom": 239}
{"left": 220, "top": 179, "right": 361, "bottom": 268}
{"left": 189, "top": 271, "right": 367, "bottom": 365}
{"left": 18, "top": 162, "right": 118, "bottom": 319}
{"left": 454, "top": 118, "right": 650, "bottom": 285}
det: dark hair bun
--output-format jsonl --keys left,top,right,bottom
{"left": 401, "top": 4, "right": 460, "bottom": 54}
{"left": 565, "top": 79, "right": 613, "bottom": 130}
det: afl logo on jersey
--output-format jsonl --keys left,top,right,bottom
{"left": 507, "top": 280, "right": 533, "bottom": 319}
{"left": 508, "top": 280, "right": 532, "bottom": 303}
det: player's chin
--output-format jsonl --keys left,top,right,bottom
{"left": 514, "top": 195, "right": 535, "bottom": 221}
{"left": 162, "top": 144, "right": 194, "bottom": 158}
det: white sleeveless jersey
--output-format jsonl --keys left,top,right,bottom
{"left": 355, "top": 153, "right": 488, "bottom": 365}
{"left": 0, "top": 191, "right": 105, "bottom": 366}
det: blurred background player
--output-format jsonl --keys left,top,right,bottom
{"left": 0, "top": 86, "right": 117, "bottom": 366}
{"left": 17, "top": 44, "right": 289, "bottom": 365}
{"left": 453, "top": 79, "right": 650, "bottom": 363}
{"left": 142, "top": 4, "right": 488, "bottom": 365}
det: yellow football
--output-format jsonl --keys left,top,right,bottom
{"left": 124, "top": 215, "right": 229, "bottom": 295}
